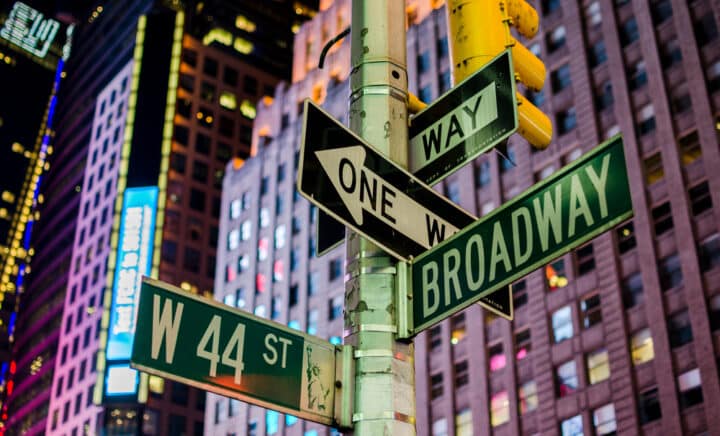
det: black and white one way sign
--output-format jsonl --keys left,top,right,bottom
{"left": 297, "top": 101, "right": 476, "bottom": 262}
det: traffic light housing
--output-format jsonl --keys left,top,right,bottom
{"left": 446, "top": 0, "right": 552, "bottom": 149}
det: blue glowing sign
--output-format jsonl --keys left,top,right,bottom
{"left": 107, "top": 186, "right": 158, "bottom": 361}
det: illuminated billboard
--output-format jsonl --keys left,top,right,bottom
{"left": 107, "top": 186, "right": 158, "bottom": 360}
{"left": 0, "top": 2, "right": 74, "bottom": 64}
{"left": 104, "top": 186, "right": 158, "bottom": 396}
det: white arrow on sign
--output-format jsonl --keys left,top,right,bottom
{"left": 315, "top": 145, "right": 461, "bottom": 249}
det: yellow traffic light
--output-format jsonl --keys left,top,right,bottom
{"left": 446, "top": 0, "right": 552, "bottom": 149}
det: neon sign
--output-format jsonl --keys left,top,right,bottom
{"left": 1, "top": 2, "right": 60, "bottom": 59}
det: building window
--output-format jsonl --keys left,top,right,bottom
{"left": 661, "top": 38, "right": 682, "bottom": 68}
{"left": 638, "top": 387, "right": 662, "bottom": 424}
{"left": 518, "top": 381, "right": 538, "bottom": 414}
{"left": 616, "top": 221, "right": 637, "bottom": 254}
{"left": 329, "top": 258, "right": 342, "bottom": 281}
{"left": 274, "top": 225, "right": 286, "bottom": 249}
{"left": 585, "top": 1, "right": 601, "bottom": 26}
{"left": 513, "top": 280, "right": 528, "bottom": 308}
{"left": 659, "top": 253, "right": 683, "bottom": 291}
{"left": 546, "top": 25, "right": 566, "bottom": 52}
{"left": 668, "top": 310, "right": 693, "bottom": 348}
{"left": 552, "top": 305, "right": 573, "bottom": 343}
{"left": 580, "top": 293, "right": 602, "bottom": 329}
{"left": 190, "top": 189, "right": 206, "bottom": 212}
{"left": 587, "top": 349, "right": 610, "bottom": 384}
{"left": 700, "top": 234, "right": 720, "bottom": 272}
{"left": 694, "top": 13, "right": 719, "bottom": 46}
{"left": 628, "top": 61, "right": 648, "bottom": 90}
{"left": 555, "top": 360, "right": 578, "bottom": 397}
{"left": 259, "top": 207, "right": 270, "bottom": 228}
{"left": 709, "top": 294, "right": 720, "bottom": 331}
{"left": 643, "top": 153, "right": 664, "bottom": 185}
{"left": 551, "top": 64, "right": 571, "bottom": 93}
{"left": 488, "top": 343, "right": 506, "bottom": 372}
{"left": 450, "top": 313, "right": 466, "bottom": 344}
{"left": 429, "top": 325, "right": 442, "bottom": 350}
{"left": 490, "top": 391, "right": 509, "bottom": 427}
{"left": 183, "top": 247, "right": 201, "bottom": 273}
{"left": 637, "top": 104, "right": 656, "bottom": 135}
{"left": 430, "top": 373, "right": 443, "bottom": 399}
{"left": 678, "top": 368, "right": 704, "bottom": 409}
{"left": 575, "top": 243, "right": 595, "bottom": 275}
{"left": 593, "top": 404, "right": 617, "bottom": 435}
{"left": 541, "top": 0, "right": 560, "bottom": 15}
{"left": 622, "top": 271, "right": 644, "bottom": 309}
{"left": 272, "top": 260, "right": 284, "bottom": 282}
{"left": 455, "top": 408, "right": 472, "bottom": 436}
{"left": 307, "top": 309, "right": 318, "bottom": 334}
{"left": 620, "top": 17, "right": 639, "bottom": 46}
{"left": 192, "top": 161, "right": 208, "bottom": 183}
{"left": 556, "top": 107, "right": 577, "bottom": 135}
{"left": 328, "top": 295, "right": 343, "bottom": 320}
{"left": 560, "top": 414, "right": 583, "bottom": 436}
{"left": 419, "top": 85, "right": 433, "bottom": 104}
{"left": 631, "top": 328, "right": 654, "bottom": 365}
{"left": 595, "top": 81, "right": 613, "bottom": 111}
{"left": 417, "top": 51, "right": 430, "bottom": 74}
{"left": 454, "top": 360, "right": 469, "bottom": 387}
{"left": 678, "top": 131, "right": 702, "bottom": 165}
{"left": 475, "top": 160, "right": 491, "bottom": 187}
{"left": 652, "top": 202, "right": 673, "bottom": 236}
{"left": 499, "top": 145, "right": 516, "bottom": 172}
{"left": 432, "top": 418, "right": 447, "bottom": 436}
{"left": 240, "top": 220, "right": 252, "bottom": 241}
{"left": 689, "top": 181, "right": 712, "bottom": 216}
{"left": 257, "top": 238, "right": 269, "bottom": 261}
{"left": 514, "top": 328, "right": 531, "bottom": 360}
{"left": 589, "top": 40, "right": 607, "bottom": 67}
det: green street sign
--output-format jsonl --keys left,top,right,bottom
{"left": 131, "top": 278, "right": 339, "bottom": 426}
{"left": 408, "top": 136, "right": 633, "bottom": 334}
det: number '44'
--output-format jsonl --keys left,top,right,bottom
{"left": 196, "top": 315, "right": 246, "bottom": 384}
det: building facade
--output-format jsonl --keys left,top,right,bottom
{"left": 5, "top": 1, "right": 318, "bottom": 435}
{"left": 212, "top": 0, "right": 720, "bottom": 435}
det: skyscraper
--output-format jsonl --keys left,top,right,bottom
{"left": 4, "top": 1, "right": 318, "bottom": 434}
{"left": 212, "top": 0, "right": 720, "bottom": 435}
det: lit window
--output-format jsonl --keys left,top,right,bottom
{"left": 240, "top": 220, "right": 252, "bottom": 241}
{"left": 230, "top": 199, "right": 241, "bottom": 219}
{"left": 219, "top": 91, "right": 237, "bottom": 111}
{"left": 514, "top": 329, "right": 531, "bottom": 360}
{"left": 630, "top": 328, "right": 654, "bottom": 365}
{"left": 551, "top": 305, "right": 573, "bottom": 343}
{"left": 227, "top": 229, "right": 239, "bottom": 250}
{"left": 546, "top": 259, "right": 568, "bottom": 290}
{"left": 223, "top": 293, "right": 236, "bottom": 307}
{"left": 266, "top": 410, "right": 279, "bottom": 434}
{"left": 585, "top": 1, "right": 601, "bottom": 26}
{"left": 555, "top": 360, "right": 578, "bottom": 397}
{"left": 307, "top": 309, "right": 318, "bottom": 335}
{"left": 432, "top": 418, "right": 447, "bottom": 436}
{"left": 587, "top": 349, "right": 610, "bottom": 384}
{"left": 285, "top": 414, "right": 298, "bottom": 427}
{"left": 593, "top": 403, "right": 616, "bottom": 435}
{"left": 240, "top": 99, "right": 256, "bottom": 119}
{"left": 561, "top": 414, "right": 583, "bottom": 436}
{"left": 260, "top": 207, "right": 270, "bottom": 228}
{"left": 257, "top": 238, "right": 269, "bottom": 261}
{"left": 679, "top": 131, "right": 702, "bottom": 165}
{"left": 455, "top": 408, "right": 472, "bottom": 436}
{"left": 490, "top": 391, "right": 509, "bottom": 427}
{"left": 488, "top": 343, "right": 506, "bottom": 371}
{"left": 256, "top": 274, "right": 267, "bottom": 293}
{"left": 678, "top": 368, "right": 703, "bottom": 409}
{"left": 580, "top": 293, "right": 602, "bottom": 328}
{"left": 518, "top": 381, "right": 538, "bottom": 414}
{"left": 274, "top": 225, "right": 286, "bottom": 249}
{"left": 637, "top": 104, "right": 656, "bottom": 135}
{"left": 273, "top": 260, "right": 284, "bottom": 282}
{"left": 451, "top": 314, "right": 466, "bottom": 344}
{"left": 254, "top": 304, "right": 266, "bottom": 318}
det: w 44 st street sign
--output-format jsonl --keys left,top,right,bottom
{"left": 404, "top": 136, "right": 633, "bottom": 335}
{"left": 131, "top": 278, "right": 341, "bottom": 426}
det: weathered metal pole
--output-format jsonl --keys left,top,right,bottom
{"left": 344, "top": 1, "right": 415, "bottom": 435}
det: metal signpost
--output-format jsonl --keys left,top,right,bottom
{"left": 404, "top": 136, "right": 633, "bottom": 335}
{"left": 408, "top": 50, "right": 517, "bottom": 185}
{"left": 130, "top": 278, "right": 347, "bottom": 426}
{"left": 297, "top": 100, "right": 476, "bottom": 262}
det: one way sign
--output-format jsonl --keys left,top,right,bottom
{"left": 297, "top": 100, "right": 476, "bottom": 262}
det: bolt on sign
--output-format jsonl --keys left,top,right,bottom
{"left": 131, "top": 278, "right": 339, "bottom": 425}
{"left": 408, "top": 136, "right": 633, "bottom": 334}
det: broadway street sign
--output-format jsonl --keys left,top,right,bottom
{"left": 131, "top": 278, "right": 339, "bottom": 425}
{"left": 408, "top": 136, "right": 633, "bottom": 334}
{"left": 409, "top": 50, "right": 517, "bottom": 185}
{"left": 298, "top": 100, "right": 476, "bottom": 262}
